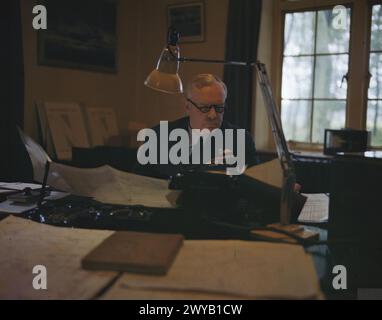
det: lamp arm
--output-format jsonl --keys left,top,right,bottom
{"left": 166, "top": 45, "right": 251, "bottom": 67}
{"left": 179, "top": 57, "right": 250, "bottom": 66}
{"left": 254, "top": 62, "right": 296, "bottom": 225}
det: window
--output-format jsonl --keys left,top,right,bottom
{"left": 367, "top": 4, "right": 382, "bottom": 147}
{"left": 273, "top": 0, "right": 382, "bottom": 150}
{"left": 281, "top": 8, "right": 351, "bottom": 144}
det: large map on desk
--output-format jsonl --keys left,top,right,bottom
{"left": 19, "top": 129, "right": 180, "bottom": 208}
{"left": 48, "top": 162, "right": 180, "bottom": 208}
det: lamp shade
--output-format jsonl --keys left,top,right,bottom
{"left": 144, "top": 45, "right": 183, "bottom": 94}
{"left": 144, "top": 69, "right": 183, "bottom": 94}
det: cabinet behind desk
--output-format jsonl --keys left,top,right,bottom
{"left": 329, "top": 154, "right": 382, "bottom": 243}
{"left": 328, "top": 154, "right": 382, "bottom": 291}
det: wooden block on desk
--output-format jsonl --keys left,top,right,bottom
{"left": 82, "top": 231, "right": 184, "bottom": 275}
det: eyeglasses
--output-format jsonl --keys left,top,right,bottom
{"left": 187, "top": 98, "right": 226, "bottom": 114}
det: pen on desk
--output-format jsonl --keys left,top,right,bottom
{"left": 37, "top": 160, "right": 51, "bottom": 208}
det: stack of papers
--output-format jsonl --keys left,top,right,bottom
{"left": 0, "top": 182, "right": 44, "bottom": 191}
{"left": 0, "top": 182, "right": 69, "bottom": 214}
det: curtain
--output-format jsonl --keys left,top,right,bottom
{"left": 223, "top": 0, "right": 262, "bottom": 131}
{"left": 0, "top": 0, "right": 32, "bottom": 181}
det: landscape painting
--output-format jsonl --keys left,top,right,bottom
{"left": 38, "top": 0, "right": 118, "bottom": 73}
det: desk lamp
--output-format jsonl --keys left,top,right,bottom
{"left": 145, "top": 28, "right": 310, "bottom": 236}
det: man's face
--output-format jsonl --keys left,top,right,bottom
{"left": 186, "top": 83, "right": 226, "bottom": 131}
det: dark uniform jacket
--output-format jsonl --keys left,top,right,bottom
{"left": 133, "top": 116, "right": 259, "bottom": 179}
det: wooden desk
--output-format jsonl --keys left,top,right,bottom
{"left": 0, "top": 215, "right": 322, "bottom": 300}
{"left": 2, "top": 209, "right": 382, "bottom": 300}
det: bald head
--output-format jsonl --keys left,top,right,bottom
{"left": 186, "top": 74, "right": 227, "bottom": 101}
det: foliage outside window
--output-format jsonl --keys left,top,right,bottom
{"left": 367, "top": 4, "right": 382, "bottom": 147}
{"left": 281, "top": 8, "right": 351, "bottom": 144}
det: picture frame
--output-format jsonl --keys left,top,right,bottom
{"left": 43, "top": 102, "right": 91, "bottom": 160}
{"left": 85, "top": 107, "right": 120, "bottom": 147}
{"left": 38, "top": 0, "right": 118, "bottom": 73}
{"left": 167, "top": 2, "right": 205, "bottom": 43}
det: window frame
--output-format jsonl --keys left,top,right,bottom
{"left": 366, "top": 2, "right": 382, "bottom": 146}
{"left": 271, "top": 0, "right": 380, "bottom": 151}
{"left": 282, "top": 7, "right": 352, "bottom": 144}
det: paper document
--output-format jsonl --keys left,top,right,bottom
{"left": 243, "top": 159, "right": 283, "bottom": 188}
{"left": 18, "top": 129, "right": 180, "bottom": 208}
{"left": 18, "top": 127, "right": 52, "bottom": 183}
{"left": 0, "top": 215, "right": 117, "bottom": 299}
{"left": 0, "top": 200, "right": 37, "bottom": 214}
{"left": 0, "top": 182, "right": 44, "bottom": 191}
{"left": 298, "top": 193, "right": 329, "bottom": 223}
{"left": 0, "top": 191, "right": 70, "bottom": 214}
{"left": 49, "top": 162, "right": 180, "bottom": 208}
{"left": 102, "top": 240, "right": 320, "bottom": 300}
{"left": 0, "top": 190, "right": 13, "bottom": 194}
{"left": 209, "top": 159, "right": 283, "bottom": 188}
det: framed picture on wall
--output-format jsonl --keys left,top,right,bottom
{"left": 167, "top": 2, "right": 205, "bottom": 43}
{"left": 38, "top": 0, "right": 118, "bottom": 73}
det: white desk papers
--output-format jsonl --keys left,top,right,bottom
{"left": 49, "top": 163, "right": 180, "bottom": 208}
{"left": 243, "top": 159, "right": 283, "bottom": 188}
{"left": 0, "top": 216, "right": 117, "bottom": 299}
{"left": 18, "top": 129, "right": 180, "bottom": 208}
{"left": 0, "top": 201, "right": 37, "bottom": 214}
{"left": 0, "top": 182, "right": 43, "bottom": 191}
{"left": 0, "top": 191, "right": 69, "bottom": 214}
{"left": 298, "top": 193, "right": 329, "bottom": 223}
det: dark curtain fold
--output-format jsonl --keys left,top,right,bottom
{"left": 223, "top": 0, "right": 262, "bottom": 131}
{"left": 0, "top": 0, "right": 32, "bottom": 181}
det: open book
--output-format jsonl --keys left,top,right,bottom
{"left": 172, "top": 159, "right": 306, "bottom": 224}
